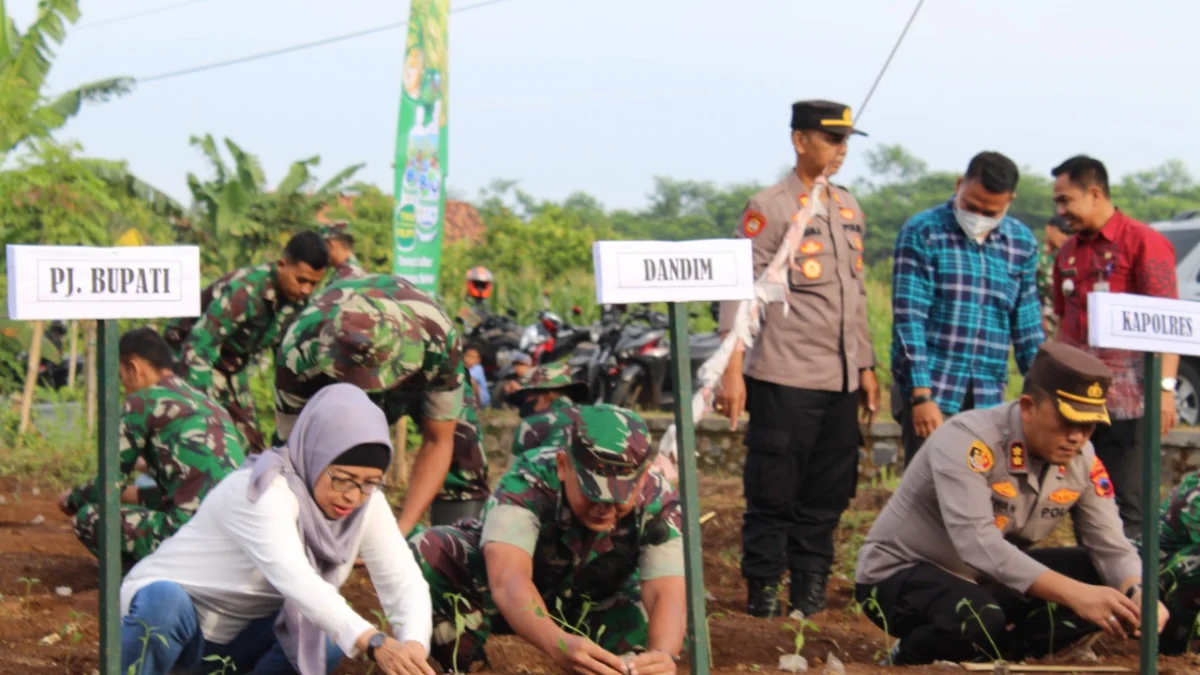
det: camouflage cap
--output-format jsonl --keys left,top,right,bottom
{"left": 319, "top": 220, "right": 351, "bottom": 240}
{"left": 507, "top": 362, "right": 589, "bottom": 405}
{"left": 567, "top": 404, "right": 656, "bottom": 504}
{"left": 317, "top": 293, "right": 423, "bottom": 391}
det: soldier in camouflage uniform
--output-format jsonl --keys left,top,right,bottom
{"left": 1037, "top": 216, "right": 1071, "bottom": 337}
{"left": 274, "top": 273, "right": 464, "bottom": 534}
{"left": 319, "top": 220, "right": 367, "bottom": 284}
{"left": 58, "top": 328, "right": 245, "bottom": 570}
{"left": 1150, "top": 469, "right": 1200, "bottom": 653}
{"left": 163, "top": 231, "right": 328, "bottom": 452}
{"left": 410, "top": 406, "right": 686, "bottom": 675}
{"left": 508, "top": 362, "right": 590, "bottom": 457}
{"left": 433, "top": 360, "right": 491, "bottom": 525}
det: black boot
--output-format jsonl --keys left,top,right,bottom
{"left": 788, "top": 571, "right": 828, "bottom": 618}
{"left": 746, "top": 578, "right": 782, "bottom": 618}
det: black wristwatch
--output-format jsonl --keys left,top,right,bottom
{"left": 1125, "top": 584, "right": 1142, "bottom": 600}
{"left": 910, "top": 394, "right": 933, "bottom": 406}
{"left": 366, "top": 632, "right": 388, "bottom": 662}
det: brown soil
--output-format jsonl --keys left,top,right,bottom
{"left": 2, "top": 474, "right": 1197, "bottom": 675}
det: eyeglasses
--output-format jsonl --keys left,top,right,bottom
{"left": 325, "top": 469, "right": 384, "bottom": 496}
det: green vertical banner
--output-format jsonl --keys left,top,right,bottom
{"left": 392, "top": 0, "right": 449, "bottom": 293}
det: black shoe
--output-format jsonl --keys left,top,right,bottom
{"left": 746, "top": 578, "right": 782, "bottom": 618}
{"left": 788, "top": 571, "right": 828, "bottom": 618}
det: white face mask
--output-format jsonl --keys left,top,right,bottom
{"left": 954, "top": 192, "right": 1005, "bottom": 243}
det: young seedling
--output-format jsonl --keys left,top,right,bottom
{"left": 60, "top": 611, "right": 88, "bottom": 669}
{"left": 17, "top": 576, "right": 39, "bottom": 611}
{"left": 1026, "top": 601, "right": 1076, "bottom": 659}
{"left": 443, "top": 593, "right": 473, "bottom": 674}
{"left": 17, "top": 576, "right": 39, "bottom": 596}
{"left": 128, "top": 620, "right": 168, "bottom": 675}
{"left": 1188, "top": 610, "right": 1200, "bottom": 654}
{"left": 782, "top": 618, "right": 820, "bottom": 656}
{"left": 861, "top": 587, "right": 894, "bottom": 665}
{"left": 956, "top": 598, "right": 1004, "bottom": 663}
{"left": 705, "top": 611, "right": 726, "bottom": 669}
{"left": 201, "top": 654, "right": 237, "bottom": 675}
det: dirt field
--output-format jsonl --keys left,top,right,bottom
{"left": 3, "top": 474, "right": 1198, "bottom": 675}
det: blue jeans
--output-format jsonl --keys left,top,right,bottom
{"left": 121, "top": 581, "right": 345, "bottom": 674}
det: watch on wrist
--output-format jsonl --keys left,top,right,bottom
{"left": 911, "top": 394, "right": 933, "bottom": 406}
{"left": 1125, "top": 584, "right": 1142, "bottom": 600}
{"left": 366, "top": 632, "right": 387, "bottom": 662}
{"left": 1162, "top": 377, "right": 1178, "bottom": 392}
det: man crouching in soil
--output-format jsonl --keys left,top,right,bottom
{"left": 409, "top": 405, "right": 686, "bottom": 675}
{"left": 855, "top": 342, "right": 1168, "bottom": 664}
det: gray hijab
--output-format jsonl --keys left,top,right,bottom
{"left": 246, "top": 383, "right": 392, "bottom": 675}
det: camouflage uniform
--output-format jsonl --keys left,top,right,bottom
{"left": 508, "top": 362, "right": 589, "bottom": 457}
{"left": 274, "top": 274, "right": 464, "bottom": 440}
{"left": 1037, "top": 245, "right": 1059, "bottom": 336}
{"left": 163, "top": 262, "right": 303, "bottom": 452}
{"left": 410, "top": 406, "right": 684, "bottom": 671}
{"left": 438, "top": 362, "right": 491, "bottom": 503}
{"left": 1150, "top": 469, "right": 1200, "bottom": 653}
{"left": 65, "top": 374, "right": 245, "bottom": 568}
{"left": 318, "top": 221, "right": 367, "bottom": 285}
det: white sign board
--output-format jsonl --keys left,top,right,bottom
{"left": 1088, "top": 292, "right": 1200, "bottom": 357}
{"left": 6, "top": 245, "right": 202, "bottom": 321}
{"left": 593, "top": 239, "right": 754, "bottom": 305}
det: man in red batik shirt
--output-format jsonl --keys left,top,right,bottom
{"left": 1051, "top": 154, "right": 1180, "bottom": 539}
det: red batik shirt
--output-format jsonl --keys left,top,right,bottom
{"left": 1052, "top": 210, "right": 1178, "bottom": 419}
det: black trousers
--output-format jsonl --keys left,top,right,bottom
{"left": 897, "top": 386, "right": 975, "bottom": 465}
{"left": 1090, "top": 418, "right": 1145, "bottom": 540}
{"left": 741, "top": 377, "right": 859, "bottom": 581}
{"left": 855, "top": 548, "right": 1101, "bottom": 665}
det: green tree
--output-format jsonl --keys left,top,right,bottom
{"left": 184, "top": 134, "right": 365, "bottom": 275}
{"left": 0, "top": 0, "right": 133, "bottom": 160}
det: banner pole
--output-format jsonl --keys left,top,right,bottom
{"left": 667, "top": 303, "right": 710, "bottom": 675}
{"left": 97, "top": 319, "right": 122, "bottom": 674}
{"left": 1139, "top": 352, "right": 1162, "bottom": 675}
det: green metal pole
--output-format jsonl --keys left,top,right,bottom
{"left": 1140, "top": 351, "right": 1162, "bottom": 675}
{"left": 97, "top": 320, "right": 122, "bottom": 675}
{"left": 667, "top": 302, "right": 710, "bottom": 675}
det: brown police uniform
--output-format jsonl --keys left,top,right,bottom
{"left": 716, "top": 100, "right": 874, "bottom": 617}
{"left": 855, "top": 343, "right": 1142, "bottom": 665}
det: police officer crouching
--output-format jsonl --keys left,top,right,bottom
{"left": 854, "top": 342, "right": 1168, "bottom": 665}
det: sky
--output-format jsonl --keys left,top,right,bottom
{"left": 10, "top": 0, "right": 1200, "bottom": 211}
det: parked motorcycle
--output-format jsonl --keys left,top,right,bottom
{"left": 607, "top": 307, "right": 721, "bottom": 410}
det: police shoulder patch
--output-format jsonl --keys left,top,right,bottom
{"left": 994, "top": 515, "right": 1011, "bottom": 531}
{"left": 967, "top": 440, "right": 994, "bottom": 473}
{"left": 1089, "top": 456, "right": 1114, "bottom": 498}
{"left": 742, "top": 210, "right": 767, "bottom": 238}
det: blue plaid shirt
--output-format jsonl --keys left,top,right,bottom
{"left": 891, "top": 200, "right": 1044, "bottom": 413}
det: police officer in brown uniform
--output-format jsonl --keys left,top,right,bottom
{"left": 716, "top": 100, "right": 879, "bottom": 618}
{"left": 855, "top": 342, "right": 1168, "bottom": 665}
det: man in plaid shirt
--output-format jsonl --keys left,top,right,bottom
{"left": 891, "top": 152, "right": 1044, "bottom": 463}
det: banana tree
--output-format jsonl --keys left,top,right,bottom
{"left": 0, "top": 0, "right": 134, "bottom": 161}
{"left": 185, "top": 134, "right": 365, "bottom": 271}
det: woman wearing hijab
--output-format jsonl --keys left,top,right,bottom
{"left": 118, "top": 384, "right": 434, "bottom": 675}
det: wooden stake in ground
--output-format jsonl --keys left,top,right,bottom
{"left": 959, "top": 664, "right": 1130, "bottom": 673}
{"left": 390, "top": 416, "right": 409, "bottom": 487}
{"left": 86, "top": 321, "right": 98, "bottom": 434}
{"left": 66, "top": 320, "right": 79, "bottom": 388}
{"left": 17, "top": 320, "right": 45, "bottom": 436}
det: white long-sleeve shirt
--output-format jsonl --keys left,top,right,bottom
{"left": 120, "top": 469, "right": 432, "bottom": 657}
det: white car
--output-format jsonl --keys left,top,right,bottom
{"left": 1151, "top": 215, "right": 1200, "bottom": 425}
